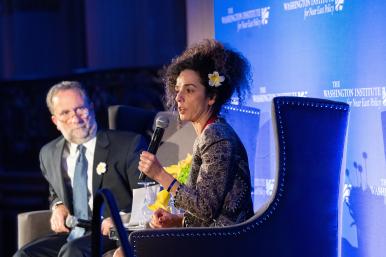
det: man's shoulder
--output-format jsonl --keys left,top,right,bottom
{"left": 41, "top": 136, "right": 64, "bottom": 152}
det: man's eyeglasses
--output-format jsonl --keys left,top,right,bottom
{"left": 56, "top": 107, "right": 90, "bottom": 123}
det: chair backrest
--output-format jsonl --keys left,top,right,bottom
{"left": 129, "top": 96, "right": 349, "bottom": 257}
{"left": 154, "top": 111, "right": 196, "bottom": 167}
{"left": 107, "top": 107, "right": 197, "bottom": 167}
{"left": 221, "top": 105, "right": 260, "bottom": 177}
{"left": 246, "top": 96, "right": 349, "bottom": 256}
{"left": 107, "top": 105, "right": 157, "bottom": 142}
{"left": 155, "top": 105, "right": 260, "bottom": 168}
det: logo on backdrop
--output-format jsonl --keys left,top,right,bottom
{"left": 252, "top": 86, "right": 308, "bottom": 103}
{"left": 370, "top": 179, "right": 386, "bottom": 197}
{"left": 323, "top": 80, "right": 386, "bottom": 108}
{"left": 254, "top": 178, "right": 275, "bottom": 196}
{"left": 283, "top": 0, "right": 345, "bottom": 19}
{"left": 221, "top": 6, "right": 270, "bottom": 32}
{"left": 335, "top": 0, "right": 345, "bottom": 11}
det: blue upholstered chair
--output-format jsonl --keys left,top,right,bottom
{"left": 125, "top": 96, "right": 349, "bottom": 257}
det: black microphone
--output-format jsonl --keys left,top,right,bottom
{"left": 65, "top": 215, "right": 92, "bottom": 229}
{"left": 139, "top": 116, "right": 169, "bottom": 180}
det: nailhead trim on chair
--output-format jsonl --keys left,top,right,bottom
{"left": 130, "top": 97, "right": 349, "bottom": 255}
{"left": 223, "top": 105, "right": 260, "bottom": 115}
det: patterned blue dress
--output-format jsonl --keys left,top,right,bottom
{"left": 174, "top": 118, "right": 254, "bottom": 227}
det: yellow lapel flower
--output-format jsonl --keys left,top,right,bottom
{"left": 208, "top": 71, "right": 225, "bottom": 87}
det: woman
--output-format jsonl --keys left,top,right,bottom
{"left": 138, "top": 39, "right": 254, "bottom": 228}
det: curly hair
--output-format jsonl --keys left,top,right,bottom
{"left": 163, "top": 39, "right": 251, "bottom": 115}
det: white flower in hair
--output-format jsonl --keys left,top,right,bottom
{"left": 208, "top": 71, "right": 225, "bottom": 87}
{"left": 96, "top": 162, "right": 107, "bottom": 175}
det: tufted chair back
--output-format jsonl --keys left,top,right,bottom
{"left": 127, "top": 96, "right": 349, "bottom": 257}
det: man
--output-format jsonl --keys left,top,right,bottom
{"left": 14, "top": 81, "right": 146, "bottom": 257}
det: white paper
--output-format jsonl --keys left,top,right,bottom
{"left": 127, "top": 184, "right": 160, "bottom": 227}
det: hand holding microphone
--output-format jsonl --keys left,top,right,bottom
{"left": 51, "top": 203, "right": 70, "bottom": 233}
{"left": 66, "top": 215, "right": 115, "bottom": 236}
{"left": 65, "top": 215, "right": 92, "bottom": 229}
{"left": 138, "top": 116, "right": 169, "bottom": 180}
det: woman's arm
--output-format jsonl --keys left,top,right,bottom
{"left": 175, "top": 127, "right": 237, "bottom": 221}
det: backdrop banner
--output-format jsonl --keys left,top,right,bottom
{"left": 214, "top": 1, "right": 386, "bottom": 256}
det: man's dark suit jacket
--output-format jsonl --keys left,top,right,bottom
{"left": 39, "top": 130, "right": 146, "bottom": 217}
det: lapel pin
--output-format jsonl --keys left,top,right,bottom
{"left": 96, "top": 162, "right": 107, "bottom": 175}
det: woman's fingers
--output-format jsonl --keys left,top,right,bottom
{"left": 150, "top": 208, "right": 177, "bottom": 228}
{"left": 150, "top": 208, "right": 163, "bottom": 228}
{"left": 140, "top": 151, "right": 155, "bottom": 162}
{"left": 138, "top": 151, "right": 162, "bottom": 180}
{"left": 139, "top": 151, "right": 153, "bottom": 172}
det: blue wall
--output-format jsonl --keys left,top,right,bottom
{"left": 0, "top": 1, "right": 85, "bottom": 79}
{"left": 84, "top": 0, "right": 186, "bottom": 69}
{"left": 0, "top": 0, "right": 186, "bottom": 79}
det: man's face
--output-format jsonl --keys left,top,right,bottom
{"left": 51, "top": 89, "right": 97, "bottom": 144}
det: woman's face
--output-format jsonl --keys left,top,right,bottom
{"left": 175, "top": 69, "right": 215, "bottom": 123}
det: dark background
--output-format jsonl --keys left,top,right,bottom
{"left": 0, "top": 1, "right": 188, "bottom": 256}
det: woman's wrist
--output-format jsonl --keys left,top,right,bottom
{"left": 172, "top": 214, "right": 184, "bottom": 227}
{"left": 157, "top": 170, "right": 176, "bottom": 190}
{"left": 167, "top": 178, "right": 177, "bottom": 192}
{"left": 170, "top": 182, "right": 182, "bottom": 196}
{"left": 156, "top": 169, "right": 181, "bottom": 196}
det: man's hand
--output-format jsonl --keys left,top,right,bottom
{"left": 113, "top": 247, "right": 124, "bottom": 257}
{"left": 50, "top": 204, "right": 70, "bottom": 233}
{"left": 101, "top": 217, "right": 114, "bottom": 236}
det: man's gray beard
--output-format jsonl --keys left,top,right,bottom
{"left": 66, "top": 122, "right": 98, "bottom": 145}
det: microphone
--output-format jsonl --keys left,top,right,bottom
{"left": 65, "top": 215, "right": 92, "bottom": 229}
{"left": 139, "top": 116, "right": 169, "bottom": 180}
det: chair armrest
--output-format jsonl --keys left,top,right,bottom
{"left": 17, "top": 210, "right": 52, "bottom": 249}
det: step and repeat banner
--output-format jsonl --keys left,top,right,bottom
{"left": 214, "top": 1, "right": 386, "bottom": 256}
